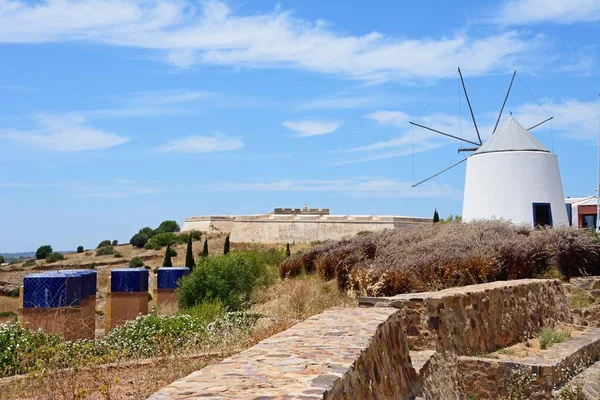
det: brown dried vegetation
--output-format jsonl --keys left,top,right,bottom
{"left": 279, "top": 221, "right": 600, "bottom": 296}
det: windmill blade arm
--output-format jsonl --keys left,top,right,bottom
{"left": 458, "top": 67, "right": 482, "bottom": 145}
{"left": 527, "top": 117, "right": 553, "bottom": 131}
{"left": 409, "top": 122, "right": 481, "bottom": 147}
{"left": 493, "top": 70, "right": 517, "bottom": 135}
{"left": 412, "top": 158, "right": 467, "bottom": 187}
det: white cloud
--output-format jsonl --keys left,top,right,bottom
{"left": 510, "top": 99, "right": 600, "bottom": 141}
{"left": 205, "top": 177, "right": 460, "bottom": 199}
{"left": 497, "top": 0, "right": 600, "bottom": 24}
{"left": 157, "top": 133, "right": 244, "bottom": 153}
{"left": 282, "top": 120, "right": 342, "bottom": 137}
{"left": 0, "top": 114, "right": 129, "bottom": 151}
{"left": 0, "top": 1, "right": 536, "bottom": 81}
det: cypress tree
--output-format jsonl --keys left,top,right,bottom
{"left": 185, "top": 234, "right": 195, "bottom": 269}
{"left": 223, "top": 235, "right": 230, "bottom": 255}
{"left": 201, "top": 239, "right": 209, "bottom": 257}
{"left": 285, "top": 243, "right": 291, "bottom": 258}
{"left": 163, "top": 243, "right": 173, "bottom": 268}
{"left": 433, "top": 209, "right": 440, "bottom": 223}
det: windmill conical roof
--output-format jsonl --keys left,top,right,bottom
{"left": 474, "top": 116, "right": 549, "bottom": 155}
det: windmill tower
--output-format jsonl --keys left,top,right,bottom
{"left": 412, "top": 69, "right": 568, "bottom": 227}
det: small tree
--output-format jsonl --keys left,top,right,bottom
{"left": 433, "top": 209, "right": 440, "bottom": 223}
{"left": 111, "top": 240, "right": 118, "bottom": 246}
{"left": 285, "top": 243, "right": 291, "bottom": 258}
{"left": 76, "top": 246, "right": 84, "bottom": 253}
{"left": 201, "top": 239, "right": 209, "bottom": 257}
{"left": 223, "top": 235, "right": 230, "bottom": 255}
{"left": 155, "top": 220, "right": 181, "bottom": 234}
{"left": 36, "top": 245, "right": 53, "bottom": 260}
{"left": 130, "top": 233, "right": 149, "bottom": 248}
{"left": 163, "top": 243, "right": 173, "bottom": 268}
{"left": 0, "top": 255, "right": 5, "bottom": 264}
{"left": 185, "top": 234, "right": 195, "bottom": 269}
{"left": 97, "top": 240, "right": 112, "bottom": 249}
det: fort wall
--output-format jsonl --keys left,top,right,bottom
{"left": 182, "top": 213, "right": 431, "bottom": 244}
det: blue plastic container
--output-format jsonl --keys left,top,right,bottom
{"left": 111, "top": 268, "right": 149, "bottom": 293}
{"left": 23, "top": 272, "right": 81, "bottom": 308}
{"left": 157, "top": 267, "right": 191, "bottom": 290}
{"left": 70, "top": 270, "right": 97, "bottom": 299}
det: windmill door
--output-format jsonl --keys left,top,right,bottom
{"left": 532, "top": 203, "right": 552, "bottom": 227}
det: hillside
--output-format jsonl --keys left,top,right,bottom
{"left": 0, "top": 232, "right": 290, "bottom": 321}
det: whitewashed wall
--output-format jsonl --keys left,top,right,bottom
{"left": 463, "top": 151, "right": 568, "bottom": 227}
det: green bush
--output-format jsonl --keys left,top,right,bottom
{"left": 35, "top": 245, "right": 53, "bottom": 260}
{"left": 112, "top": 240, "right": 118, "bottom": 246}
{"left": 22, "top": 259, "right": 36, "bottom": 267}
{"left": 189, "top": 230, "right": 202, "bottom": 241}
{"left": 223, "top": 235, "right": 230, "bottom": 255}
{"left": 139, "top": 227, "right": 155, "bottom": 237}
{"left": 96, "top": 246, "right": 115, "bottom": 256}
{"left": 128, "top": 257, "right": 145, "bottom": 268}
{"left": 0, "top": 255, "right": 4, "bottom": 264}
{"left": 180, "top": 300, "right": 225, "bottom": 325}
{"left": 76, "top": 246, "right": 84, "bottom": 253}
{"left": 7, "top": 287, "right": 20, "bottom": 298}
{"left": 97, "top": 240, "right": 112, "bottom": 249}
{"left": 130, "top": 232, "right": 150, "bottom": 248}
{"left": 45, "top": 252, "right": 65, "bottom": 263}
{"left": 0, "top": 322, "right": 62, "bottom": 377}
{"left": 539, "top": 328, "right": 570, "bottom": 349}
{"left": 177, "top": 249, "right": 284, "bottom": 311}
{"left": 113, "top": 252, "right": 123, "bottom": 258}
{"left": 155, "top": 220, "right": 181, "bottom": 234}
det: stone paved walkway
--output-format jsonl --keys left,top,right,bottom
{"left": 148, "top": 307, "right": 417, "bottom": 399}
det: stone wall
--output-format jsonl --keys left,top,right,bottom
{"left": 182, "top": 213, "right": 430, "bottom": 243}
{"left": 360, "top": 279, "right": 572, "bottom": 355}
{"left": 229, "top": 215, "right": 429, "bottom": 244}
{"left": 148, "top": 307, "right": 418, "bottom": 399}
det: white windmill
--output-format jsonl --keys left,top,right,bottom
{"left": 412, "top": 69, "right": 568, "bottom": 227}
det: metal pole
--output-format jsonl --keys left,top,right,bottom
{"left": 597, "top": 94, "right": 600, "bottom": 232}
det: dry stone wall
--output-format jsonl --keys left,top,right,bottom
{"left": 360, "top": 279, "right": 573, "bottom": 355}
{"left": 149, "top": 307, "right": 418, "bottom": 400}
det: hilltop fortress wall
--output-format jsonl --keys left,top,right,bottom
{"left": 182, "top": 212, "right": 431, "bottom": 244}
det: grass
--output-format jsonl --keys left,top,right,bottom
{"left": 568, "top": 287, "right": 595, "bottom": 309}
{"left": 539, "top": 328, "right": 571, "bottom": 349}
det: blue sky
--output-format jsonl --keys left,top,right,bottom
{"left": 1, "top": 0, "right": 600, "bottom": 252}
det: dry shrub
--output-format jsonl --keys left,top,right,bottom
{"left": 250, "top": 276, "right": 356, "bottom": 323}
{"left": 280, "top": 221, "right": 600, "bottom": 296}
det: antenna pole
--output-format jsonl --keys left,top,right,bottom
{"left": 493, "top": 71, "right": 517, "bottom": 134}
{"left": 458, "top": 67, "right": 482, "bottom": 145}
{"left": 409, "top": 122, "right": 481, "bottom": 147}
{"left": 527, "top": 117, "right": 554, "bottom": 131}
{"left": 412, "top": 158, "right": 467, "bottom": 187}
{"left": 597, "top": 94, "right": 600, "bottom": 232}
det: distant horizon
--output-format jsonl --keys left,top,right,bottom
{"left": 2, "top": 0, "right": 599, "bottom": 252}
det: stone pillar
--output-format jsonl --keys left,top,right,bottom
{"left": 153, "top": 267, "right": 190, "bottom": 307}
{"left": 105, "top": 268, "right": 149, "bottom": 332}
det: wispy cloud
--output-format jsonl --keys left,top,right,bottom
{"left": 204, "top": 177, "right": 460, "bottom": 199}
{"left": 282, "top": 120, "right": 342, "bottom": 137}
{"left": 328, "top": 110, "right": 478, "bottom": 165}
{"left": 497, "top": 0, "right": 600, "bottom": 24}
{"left": 0, "top": 1, "right": 537, "bottom": 82}
{"left": 510, "top": 99, "right": 600, "bottom": 141}
{"left": 157, "top": 133, "right": 244, "bottom": 153}
{"left": 0, "top": 114, "right": 129, "bottom": 151}
{"left": 71, "top": 182, "right": 162, "bottom": 198}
